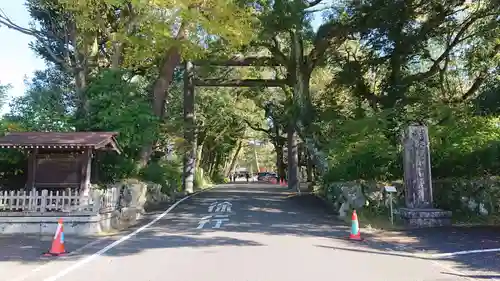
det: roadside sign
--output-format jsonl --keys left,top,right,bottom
{"left": 384, "top": 186, "right": 397, "bottom": 225}
{"left": 384, "top": 186, "right": 397, "bottom": 193}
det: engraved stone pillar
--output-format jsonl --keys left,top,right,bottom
{"left": 402, "top": 125, "right": 433, "bottom": 208}
{"left": 400, "top": 125, "right": 452, "bottom": 227}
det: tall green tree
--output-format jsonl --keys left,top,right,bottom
{"left": 7, "top": 68, "right": 74, "bottom": 131}
{"left": 0, "top": 83, "right": 11, "bottom": 111}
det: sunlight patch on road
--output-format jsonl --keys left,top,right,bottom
{"left": 270, "top": 224, "right": 301, "bottom": 228}
{"left": 248, "top": 206, "right": 284, "bottom": 213}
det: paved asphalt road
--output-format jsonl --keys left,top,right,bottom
{"left": 2, "top": 183, "right": 498, "bottom": 281}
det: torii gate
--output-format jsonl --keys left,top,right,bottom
{"left": 181, "top": 57, "right": 299, "bottom": 193}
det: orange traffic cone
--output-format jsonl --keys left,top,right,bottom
{"left": 349, "top": 210, "right": 362, "bottom": 241}
{"left": 43, "top": 218, "right": 67, "bottom": 256}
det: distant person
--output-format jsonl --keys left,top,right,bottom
{"left": 245, "top": 172, "right": 250, "bottom": 182}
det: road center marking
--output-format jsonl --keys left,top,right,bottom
{"left": 213, "top": 218, "right": 230, "bottom": 228}
{"left": 209, "top": 201, "right": 232, "bottom": 213}
{"left": 42, "top": 189, "right": 209, "bottom": 281}
{"left": 198, "top": 201, "right": 233, "bottom": 229}
{"left": 197, "top": 219, "right": 210, "bottom": 229}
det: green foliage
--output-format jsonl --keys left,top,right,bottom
{"left": 473, "top": 79, "right": 500, "bottom": 116}
{"left": 433, "top": 177, "right": 500, "bottom": 219}
{"left": 2, "top": 0, "right": 499, "bottom": 212}
{"left": 8, "top": 68, "right": 74, "bottom": 131}
{"left": 210, "top": 171, "right": 227, "bottom": 184}
{"left": 324, "top": 106, "right": 500, "bottom": 182}
{"left": 84, "top": 70, "right": 159, "bottom": 155}
{"left": 431, "top": 111, "right": 500, "bottom": 178}
{"left": 82, "top": 69, "right": 160, "bottom": 181}
{"left": 139, "top": 160, "right": 182, "bottom": 194}
{"left": 194, "top": 167, "right": 208, "bottom": 188}
{"left": 324, "top": 112, "right": 401, "bottom": 182}
{"left": 0, "top": 83, "right": 11, "bottom": 110}
{"left": 0, "top": 120, "right": 28, "bottom": 189}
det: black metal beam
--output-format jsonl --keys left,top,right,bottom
{"left": 194, "top": 79, "right": 288, "bottom": 87}
{"left": 192, "top": 57, "right": 283, "bottom": 67}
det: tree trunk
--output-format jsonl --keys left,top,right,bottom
{"left": 183, "top": 60, "right": 196, "bottom": 194}
{"left": 212, "top": 152, "right": 224, "bottom": 178}
{"left": 253, "top": 143, "right": 260, "bottom": 173}
{"left": 195, "top": 141, "right": 204, "bottom": 171}
{"left": 226, "top": 140, "right": 242, "bottom": 176}
{"left": 74, "top": 67, "right": 88, "bottom": 124}
{"left": 306, "top": 148, "right": 314, "bottom": 191}
{"left": 275, "top": 144, "right": 286, "bottom": 180}
{"left": 287, "top": 123, "right": 299, "bottom": 191}
{"left": 208, "top": 151, "right": 217, "bottom": 176}
{"left": 272, "top": 125, "right": 286, "bottom": 180}
{"left": 291, "top": 30, "right": 329, "bottom": 176}
{"left": 138, "top": 22, "right": 187, "bottom": 168}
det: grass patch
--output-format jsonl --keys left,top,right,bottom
{"left": 311, "top": 187, "right": 405, "bottom": 231}
{"left": 353, "top": 209, "right": 405, "bottom": 231}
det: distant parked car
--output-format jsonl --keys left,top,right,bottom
{"left": 257, "top": 172, "right": 278, "bottom": 182}
{"left": 257, "top": 172, "right": 270, "bottom": 181}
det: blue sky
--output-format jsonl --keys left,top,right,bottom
{"left": 0, "top": 1, "right": 46, "bottom": 114}
{"left": 0, "top": 1, "right": 327, "bottom": 115}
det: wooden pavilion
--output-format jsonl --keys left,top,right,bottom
{"left": 0, "top": 132, "right": 121, "bottom": 192}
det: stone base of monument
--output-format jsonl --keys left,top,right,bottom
{"left": 399, "top": 208, "right": 452, "bottom": 228}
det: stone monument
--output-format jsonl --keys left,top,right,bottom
{"left": 399, "top": 125, "right": 452, "bottom": 227}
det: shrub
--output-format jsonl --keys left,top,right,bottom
{"left": 139, "top": 160, "right": 182, "bottom": 194}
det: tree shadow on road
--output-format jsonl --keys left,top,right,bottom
{"left": 315, "top": 244, "right": 500, "bottom": 280}
{"left": 0, "top": 230, "right": 264, "bottom": 265}
{"left": 279, "top": 192, "right": 500, "bottom": 277}
{"left": 1, "top": 183, "right": 499, "bottom": 280}
{"left": 165, "top": 186, "right": 347, "bottom": 237}
{"left": 173, "top": 185, "right": 500, "bottom": 277}
{"left": 442, "top": 272, "right": 500, "bottom": 279}
{"left": 347, "top": 219, "right": 500, "bottom": 276}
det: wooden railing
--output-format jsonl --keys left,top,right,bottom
{"left": 98, "top": 187, "right": 121, "bottom": 212}
{"left": 0, "top": 188, "right": 120, "bottom": 214}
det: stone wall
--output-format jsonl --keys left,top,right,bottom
{"left": 321, "top": 177, "right": 500, "bottom": 220}
{"left": 92, "top": 178, "right": 172, "bottom": 231}
{"left": 0, "top": 214, "right": 102, "bottom": 235}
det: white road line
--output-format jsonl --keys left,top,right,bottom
{"left": 430, "top": 260, "right": 475, "bottom": 281}
{"left": 11, "top": 236, "right": 106, "bottom": 281}
{"left": 42, "top": 190, "right": 207, "bottom": 281}
{"left": 430, "top": 248, "right": 500, "bottom": 258}
{"left": 409, "top": 248, "right": 500, "bottom": 281}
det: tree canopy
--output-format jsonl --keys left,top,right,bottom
{"left": 0, "top": 0, "right": 499, "bottom": 216}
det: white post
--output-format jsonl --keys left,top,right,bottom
{"left": 384, "top": 185, "right": 397, "bottom": 225}
{"left": 389, "top": 193, "right": 394, "bottom": 225}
